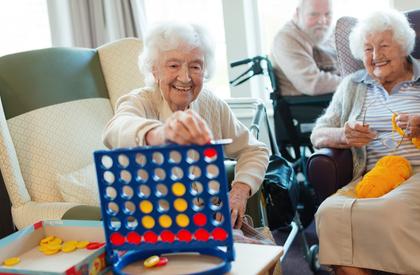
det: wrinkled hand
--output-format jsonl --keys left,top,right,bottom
{"left": 343, "top": 121, "right": 377, "bottom": 148}
{"left": 146, "top": 110, "right": 213, "bottom": 145}
{"left": 395, "top": 114, "right": 420, "bottom": 138}
{"left": 229, "top": 182, "right": 250, "bottom": 229}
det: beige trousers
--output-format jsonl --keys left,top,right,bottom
{"left": 316, "top": 170, "right": 420, "bottom": 274}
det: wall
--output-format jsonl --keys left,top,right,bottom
{"left": 393, "top": 0, "right": 420, "bottom": 11}
{"left": 226, "top": 98, "right": 274, "bottom": 152}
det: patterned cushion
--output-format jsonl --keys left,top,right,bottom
{"left": 57, "top": 163, "right": 99, "bottom": 206}
{"left": 7, "top": 98, "right": 112, "bottom": 203}
{"left": 335, "top": 16, "right": 364, "bottom": 76}
{"left": 98, "top": 38, "right": 145, "bottom": 109}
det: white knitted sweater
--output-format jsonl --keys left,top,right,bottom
{"left": 103, "top": 86, "right": 269, "bottom": 195}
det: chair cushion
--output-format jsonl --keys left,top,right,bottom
{"left": 6, "top": 98, "right": 113, "bottom": 202}
{"left": 97, "top": 38, "right": 144, "bottom": 109}
{"left": 57, "top": 163, "right": 99, "bottom": 206}
{"left": 335, "top": 16, "right": 364, "bottom": 77}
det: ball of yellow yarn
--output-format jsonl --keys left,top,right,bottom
{"left": 355, "top": 155, "right": 412, "bottom": 198}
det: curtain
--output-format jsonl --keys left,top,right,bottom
{"left": 48, "top": 0, "right": 146, "bottom": 48}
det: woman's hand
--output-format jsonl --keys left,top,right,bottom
{"left": 396, "top": 114, "right": 420, "bottom": 138}
{"left": 229, "top": 182, "right": 250, "bottom": 229}
{"left": 342, "top": 121, "right": 377, "bottom": 147}
{"left": 146, "top": 109, "right": 213, "bottom": 145}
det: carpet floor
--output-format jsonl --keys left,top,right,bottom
{"left": 272, "top": 221, "right": 331, "bottom": 275}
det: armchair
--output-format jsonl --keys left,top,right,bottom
{"left": 0, "top": 38, "right": 144, "bottom": 237}
{"left": 306, "top": 10, "right": 420, "bottom": 203}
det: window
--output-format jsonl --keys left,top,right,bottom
{"left": 0, "top": 0, "right": 51, "bottom": 57}
{"left": 143, "top": 0, "right": 230, "bottom": 99}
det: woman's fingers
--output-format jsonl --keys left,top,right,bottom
{"left": 344, "top": 121, "right": 376, "bottom": 146}
{"left": 401, "top": 114, "right": 420, "bottom": 138}
{"left": 182, "top": 110, "right": 212, "bottom": 144}
{"left": 164, "top": 116, "right": 190, "bottom": 144}
{"left": 229, "top": 183, "right": 250, "bottom": 229}
{"left": 164, "top": 110, "right": 212, "bottom": 144}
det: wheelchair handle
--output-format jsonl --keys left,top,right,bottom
{"left": 230, "top": 57, "right": 253, "bottom": 67}
{"left": 249, "top": 102, "right": 266, "bottom": 139}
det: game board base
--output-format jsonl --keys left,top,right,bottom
{"left": 114, "top": 248, "right": 232, "bottom": 275}
{"left": 122, "top": 253, "right": 223, "bottom": 274}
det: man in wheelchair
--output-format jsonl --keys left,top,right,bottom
{"left": 270, "top": 0, "right": 341, "bottom": 97}
{"left": 269, "top": 0, "right": 342, "bottom": 166}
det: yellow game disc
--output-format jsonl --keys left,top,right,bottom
{"left": 49, "top": 238, "right": 63, "bottom": 246}
{"left": 62, "top": 243, "right": 77, "bottom": 253}
{"left": 159, "top": 214, "right": 172, "bottom": 228}
{"left": 176, "top": 214, "right": 190, "bottom": 227}
{"left": 40, "top": 235, "right": 55, "bottom": 244}
{"left": 142, "top": 215, "right": 155, "bottom": 229}
{"left": 38, "top": 245, "right": 47, "bottom": 252}
{"left": 3, "top": 257, "right": 20, "bottom": 266}
{"left": 43, "top": 248, "right": 60, "bottom": 255}
{"left": 174, "top": 198, "right": 188, "bottom": 212}
{"left": 63, "top": 240, "right": 78, "bottom": 247}
{"left": 45, "top": 243, "right": 62, "bottom": 251}
{"left": 172, "top": 182, "right": 186, "bottom": 196}
{"left": 139, "top": 200, "right": 153, "bottom": 214}
{"left": 76, "top": 241, "right": 90, "bottom": 249}
{"left": 144, "top": 255, "right": 160, "bottom": 268}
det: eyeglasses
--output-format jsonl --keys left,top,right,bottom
{"left": 361, "top": 99, "right": 408, "bottom": 150}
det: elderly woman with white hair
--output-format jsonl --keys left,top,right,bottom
{"left": 102, "top": 21, "right": 269, "bottom": 229}
{"left": 311, "top": 9, "right": 420, "bottom": 275}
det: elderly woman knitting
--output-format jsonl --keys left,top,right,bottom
{"left": 311, "top": 9, "right": 420, "bottom": 275}
{"left": 102, "top": 21, "right": 269, "bottom": 229}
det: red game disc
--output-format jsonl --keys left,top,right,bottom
{"left": 87, "top": 242, "right": 106, "bottom": 250}
{"left": 156, "top": 256, "right": 169, "bottom": 267}
{"left": 193, "top": 213, "right": 207, "bottom": 226}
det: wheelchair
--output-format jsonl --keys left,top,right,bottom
{"left": 230, "top": 55, "right": 327, "bottom": 272}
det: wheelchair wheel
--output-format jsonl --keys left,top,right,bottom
{"left": 308, "top": 244, "right": 320, "bottom": 272}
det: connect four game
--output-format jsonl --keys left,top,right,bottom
{"left": 93, "top": 141, "right": 235, "bottom": 274}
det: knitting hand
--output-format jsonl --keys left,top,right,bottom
{"left": 343, "top": 121, "right": 377, "bottom": 148}
{"left": 395, "top": 114, "right": 420, "bottom": 138}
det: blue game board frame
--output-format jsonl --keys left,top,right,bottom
{"left": 94, "top": 143, "right": 235, "bottom": 274}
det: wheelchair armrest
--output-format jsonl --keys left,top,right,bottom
{"left": 282, "top": 94, "right": 333, "bottom": 106}
{"left": 306, "top": 148, "right": 353, "bottom": 203}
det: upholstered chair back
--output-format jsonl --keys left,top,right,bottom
{"left": 0, "top": 38, "right": 143, "bottom": 230}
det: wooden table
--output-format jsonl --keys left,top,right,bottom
{"left": 119, "top": 243, "right": 283, "bottom": 274}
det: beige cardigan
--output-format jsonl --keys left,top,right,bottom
{"left": 102, "top": 86, "right": 269, "bottom": 195}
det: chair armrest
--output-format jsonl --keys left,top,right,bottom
{"left": 11, "top": 201, "right": 79, "bottom": 230}
{"left": 306, "top": 148, "right": 353, "bottom": 203}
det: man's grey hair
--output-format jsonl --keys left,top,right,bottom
{"left": 139, "top": 21, "right": 215, "bottom": 87}
{"left": 349, "top": 9, "right": 415, "bottom": 60}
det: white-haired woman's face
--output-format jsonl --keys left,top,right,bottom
{"left": 363, "top": 30, "right": 408, "bottom": 85}
{"left": 153, "top": 46, "right": 205, "bottom": 111}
